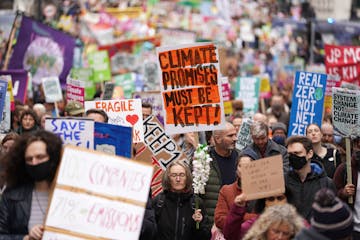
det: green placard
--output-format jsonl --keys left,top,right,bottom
{"left": 87, "top": 50, "right": 111, "bottom": 83}
{"left": 71, "top": 68, "right": 95, "bottom": 100}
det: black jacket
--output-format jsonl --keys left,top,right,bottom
{"left": 152, "top": 190, "right": 211, "bottom": 240}
{"left": 0, "top": 183, "right": 33, "bottom": 240}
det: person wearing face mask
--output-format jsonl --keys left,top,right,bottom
{"left": 270, "top": 122, "right": 287, "bottom": 146}
{"left": 333, "top": 150, "right": 360, "bottom": 238}
{"left": 0, "top": 130, "right": 62, "bottom": 240}
{"left": 285, "top": 136, "right": 336, "bottom": 221}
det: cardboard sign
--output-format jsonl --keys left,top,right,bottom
{"left": 94, "top": 122, "right": 132, "bottom": 158}
{"left": 42, "top": 77, "right": 63, "bottom": 103}
{"left": 66, "top": 76, "right": 85, "bottom": 105}
{"left": 43, "top": 146, "right": 153, "bottom": 240}
{"left": 71, "top": 68, "right": 95, "bottom": 101}
{"left": 133, "top": 91, "right": 164, "bottom": 125}
{"left": 134, "top": 115, "right": 187, "bottom": 196}
{"left": 240, "top": 155, "right": 285, "bottom": 201}
{"left": 332, "top": 87, "right": 360, "bottom": 137}
{"left": 235, "top": 77, "right": 260, "bottom": 115}
{"left": 87, "top": 50, "right": 111, "bottom": 82}
{"left": 45, "top": 117, "right": 94, "bottom": 149}
{"left": 84, "top": 99, "right": 144, "bottom": 143}
{"left": 0, "top": 79, "right": 8, "bottom": 122}
{"left": 235, "top": 118, "right": 253, "bottom": 151}
{"left": 325, "top": 45, "right": 360, "bottom": 85}
{"left": 288, "top": 71, "right": 327, "bottom": 136}
{"left": 157, "top": 42, "right": 226, "bottom": 134}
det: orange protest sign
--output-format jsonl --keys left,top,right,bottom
{"left": 157, "top": 43, "right": 225, "bottom": 134}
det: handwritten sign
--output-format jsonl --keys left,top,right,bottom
{"left": 0, "top": 79, "right": 8, "bottom": 121}
{"left": 133, "top": 91, "right": 164, "bottom": 125}
{"left": 45, "top": 117, "right": 94, "bottom": 149}
{"left": 235, "top": 77, "right": 260, "bottom": 115}
{"left": 325, "top": 45, "right": 360, "bottom": 85}
{"left": 84, "top": 99, "right": 144, "bottom": 143}
{"left": 240, "top": 155, "right": 284, "bottom": 200}
{"left": 66, "top": 75, "right": 85, "bottom": 105}
{"left": 332, "top": 87, "right": 360, "bottom": 137}
{"left": 42, "top": 76, "right": 63, "bottom": 103}
{"left": 134, "top": 115, "right": 187, "bottom": 196}
{"left": 94, "top": 122, "right": 132, "bottom": 158}
{"left": 43, "top": 146, "right": 153, "bottom": 240}
{"left": 288, "top": 71, "right": 327, "bottom": 136}
{"left": 235, "top": 118, "right": 253, "bottom": 151}
{"left": 157, "top": 42, "right": 225, "bottom": 134}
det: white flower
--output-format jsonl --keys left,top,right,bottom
{"left": 192, "top": 144, "right": 213, "bottom": 195}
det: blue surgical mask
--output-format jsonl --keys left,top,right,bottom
{"left": 272, "top": 135, "right": 286, "bottom": 146}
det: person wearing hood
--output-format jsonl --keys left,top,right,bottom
{"left": 285, "top": 135, "right": 336, "bottom": 221}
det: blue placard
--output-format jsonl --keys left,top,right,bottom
{"left": 0, "top": 79, "right": 8, "bottom": 121}
{"left": 94, "top": 122, "right": 132, "bottom": 158}
{"left": 288, "top": 71, "right": 327, "bottom": 136}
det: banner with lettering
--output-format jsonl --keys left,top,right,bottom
{"left": 0, "top": 80, "right": 8, "bottom": 122}
{"left": 325, "top": 45, "right": 360, "bottom": 85}
{"left": 134, "top": 115, "right": 187, "bottom": 196}
{"left": 0, "top": 69, "right": 28, "bottom": 105}
{"left": 43, "top": 146, "right": 153, "bottom": 240}
{"left": 133, "top": 91, "right": 164, "bottom": 125}
{"left": 84, "top": 99, "right": 144, "bottom": 143}
{"left": 8, "top": 16, "right": 75, "bottom": 86}
{"left": 87, "top": 50, "right": 111, "bottom": 83}
{"left": 42, "top": 77, "right": 63, "bottom": 103}
{"left": 94, "top": 122, "right": 132, "bottom": 158}
{"left": 332, "top": 87, "right": 360, "bottom": 137}
{"left": 66, "top": 76, "right": 85, "bottom": 105}
{"left": 45, "top": 117, "right": 94, "bottom": 149}
{"left": 235, "top": 77, "right": 260, "bottom": 115}
{"left": 157, "top": 42, "right": 225, "bottom": 134}
{"left": 288, "top": 71, "right": 327, "bottom": 136}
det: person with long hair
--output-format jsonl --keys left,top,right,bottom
{"left": 152, "top": 160, "right": 211, "bottom": 240}
{"left": 0, "top": 130, "right": 62, "bottom": 239}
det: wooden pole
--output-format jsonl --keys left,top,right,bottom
{"left": 2, "top": 12, "right": 21, "bottom": 70}
{"left": 345, "top": 137, "right": 353, "bottom": 204}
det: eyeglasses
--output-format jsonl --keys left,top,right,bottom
{"left": 269, "top": 228, "right": 292, "bottom": 238}
{"left": 266, "top": 195, "right": 286, "bottom": 202}
{"left": 169, "top": 173, "right": 186, "bottom": 178}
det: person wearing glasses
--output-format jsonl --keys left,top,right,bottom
{"left": 152, "top": 161, "right": 211, "bottom": 240}
{"left": 0, "top": 130, "right": 62, "bottom": 240}
{"left": 223, "top": 187, "right": 303, "bottom": 240}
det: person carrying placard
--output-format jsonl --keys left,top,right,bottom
{"left": 0, "top": 130, "right": 62, "bottom": 240}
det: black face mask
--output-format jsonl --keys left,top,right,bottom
{"left": 25, "top": 160, "right": 52, "bottom": 182}
{"left": 289, "top": 153, "right": 308, "bottom": 170}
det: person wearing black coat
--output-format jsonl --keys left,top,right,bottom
{"left": 152, "top": 160, "right": 211, "bottom": 240}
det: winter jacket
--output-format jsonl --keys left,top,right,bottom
{"left": 333, "top": 158, "right": 359, "bottom": 208}
{"left": 0, "top": 183, "right": 33, "bottom": 240}
{"left": 223, "top": 205, "right": 258, "bottom": 240}
{"left": 294, "top": 227, "right": 331, "bottom": 240}
{"left": 285, "top": 161, "right": 336, "bottom": 221}
{"left": 139, "top": 192, "right": 157, "bottom": 240}
{"left": 152, "top": 190, "right": 211, "bottom": 240}
{"left": 241, "top": 139, "right": 289, "bottom": 174}
{"left": 214, "top": 180, "right": 257, "bottom": 230}
{"left": 201, "top": 147, "right": 239, "bottom": 225}
{"left": 311, "top": 147, "right": 341, "bottom": 178}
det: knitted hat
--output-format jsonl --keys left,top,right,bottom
{"left": 65, "top": 100, "right": 84, "bottom": 116}
{"left": 271, "top": 122, "right": 287, "bottom": 135}
{"left": 311, "top": 189, "right": 353, "bottom": 240}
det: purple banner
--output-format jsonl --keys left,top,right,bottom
{"left": 8, "top": 16, "right": 75, "bottom": 87}
{"left": 0, "top": 69, "right": 28, "bottom": 104}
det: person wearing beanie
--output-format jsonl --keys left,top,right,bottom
{"left": 294, "top": 188, "right": 353, "bottom": 240}
{"left": 271, "top": 122, "right": 287, "bottom": 146}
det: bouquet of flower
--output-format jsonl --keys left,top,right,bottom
{"left": 192, "top": 144, "right": 213, "bottom": 229}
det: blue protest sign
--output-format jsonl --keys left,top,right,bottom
{"left": 94, "top": 122, "right": 132, "bottom": 158}
{"left": 0, "top": 79, "right": 8, "bottom": 121}
{"left": 288, "top": 71, "right": 327, "bottom": 136}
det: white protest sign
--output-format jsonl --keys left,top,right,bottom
{"left": 84, "top": 99, "right": 144, "bottom": 143}
{"left": 45, "top": 117, "right": 94, "bottom": 149}
{"left": 236, "top": 118, "right": 253, "bottom": 151}
{"left": 332, "top": 87, "right": 360, "bottom": 137}
{"left": 42, "top": 77, "right": 63, "bottom": 102}
{"left": 43, "top": 146, "right": 153, "bottom": 240}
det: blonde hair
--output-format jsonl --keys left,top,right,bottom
{"left": 243, "top": 203, "right": 304, "bottom": 240}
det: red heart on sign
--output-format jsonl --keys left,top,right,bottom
{"left": 126, "top": 114, "right": 139, "bottom": 126}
